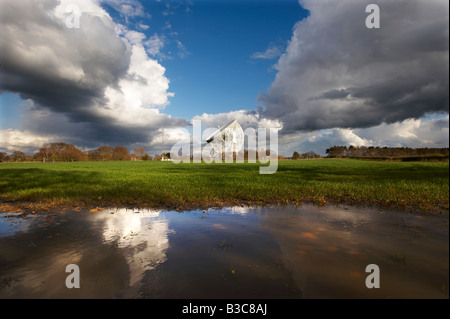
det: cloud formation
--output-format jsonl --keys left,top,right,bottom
{"left": 0, "top": 0, "right": 187, "bottom": 150}
{"left": 103, "top": 0, "right": 147, "bottom": 18}
{"left": 193, "top": 109, "right": 282, "bottom": 131}
{"left": 259, "top": 0, "right": 449, "bottom": 133}
{"left": 251, "top": 43, "right": 283, "bottom": 60}
{"left": 279, "top": 115, "right": 449, "bottom": 156}
{"left": 0, "top": 128, "right": 58, "bottom": 154}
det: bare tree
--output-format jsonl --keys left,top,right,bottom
{"left": 112, "top": 146, "right": 131, "bottom": 161}
{"left": 134, "top": 147, "right": 147, "bottom": 160}
{"left": 11, "top": 151, "right": 26, "bottom": 162}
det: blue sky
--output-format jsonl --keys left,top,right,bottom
{"left": 0, "top": 93, "right": 23, "bottom": 129}
{"left": 0, "top": 0, "right": 448, "bottom": 155}
{"left": 105, "top": 0, "right": 308, "bottom": 119}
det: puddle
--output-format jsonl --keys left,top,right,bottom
{"left": 0, "top": 205, "right": 448, "bottom": 298}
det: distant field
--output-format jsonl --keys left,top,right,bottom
{"left": 0, "top": 159, "right": 448, "bottom": 213}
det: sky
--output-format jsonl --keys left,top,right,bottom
{"left": 0, "top": 0, "right": 448, "bottom": 156}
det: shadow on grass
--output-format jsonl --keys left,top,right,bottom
{"left": 0, "top": 161, "right": 447, "bottom": 209}
{"left": 275, "top": 160, "right": 449, "bottom": 182}
{"left": 0, "top": 168, "right": 101, "bottom": 200}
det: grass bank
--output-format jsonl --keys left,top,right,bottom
{"left": 0, "top": 159, "right": 448, "bottom": 213}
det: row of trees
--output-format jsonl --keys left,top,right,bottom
{"left": 2, "top": 143, "right": 448, "bottom": 163}
{"left": 325, "top": 146, "right": 449, "bottom": 158}
{"left": 291, "top": 151, "right": 321, "bottom": 160}
{"left": 289, "top": 146, "right": 449, "bottom": 160}
{"left": 1, "top": 143, "right": 282, "bottom": 163}
{"left": 0, "top": 143, "right": 163, "bottom": 163}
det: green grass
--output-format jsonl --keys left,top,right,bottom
{"left": 0, "top": 159, "right": 448, "bottom": 212}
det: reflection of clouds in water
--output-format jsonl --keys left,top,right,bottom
{"left": 0, "top": 248, "right": 82, "bottom": 298}
{"left": 229, "top": 207, "right": 251, "bottom": 215}
{"left": 319, "top": 206, "right": 374, "bottom": 224}
{"left": 93, "top": 208, "right": 173, "bottom": 288}
{"left": 277, "top": 206, "right": 448, "bottom": 297}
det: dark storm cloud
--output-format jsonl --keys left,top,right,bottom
{"left": 0, "top": 0, "right": 187, "bottom": 149}
{"left": 0, "top": 0, "right": 130, "bottom": 112}
{"left": 259, "top": 0, "right": 449, "bottom": 132}
{"left": 314, "top": 89, "right": 352, "bottom": 100}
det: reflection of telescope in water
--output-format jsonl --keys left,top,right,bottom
{"left": 205, "top": 120, "right": 244, "bottom": 158}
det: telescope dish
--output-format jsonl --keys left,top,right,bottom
{"left": 206, "top": 119, "right": 244, "bottom": 156}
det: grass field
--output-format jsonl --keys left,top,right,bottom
{"left": 0, "top": 159, "right": 448, "bottom": 213}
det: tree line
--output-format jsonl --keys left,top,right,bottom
{"left": 0, "top": 142, "right": 282, "bottom": 163}
{"left": 1, "top": 142, "right": 448, "bottom": 163}
{"left": 291, "top": 151, "right": 321, "bottom": 160}
{"left": 325, "top": 146, "right": 449, "bottom": 159}
{"left": 0, "top": 143, "right": 164, "bottom": 163}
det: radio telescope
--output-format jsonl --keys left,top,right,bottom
{"left": 206, "top": 120, "right": 244, "bottom": 157}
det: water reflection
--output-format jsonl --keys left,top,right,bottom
{"left": 92, "top": 209, "right": 173, "bottom": 291}
{"left": 0, "top": 212, "right": 35, "bottom": 237}
{"left": 260, "top": 206, "right": 449, "bottom": 298}
{"left": 0, "top": 205, "right": 448, "bottom": 298}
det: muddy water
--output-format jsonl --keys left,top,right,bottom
{"left": 0, "top": 205, "right": 448, "bottom": 299}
